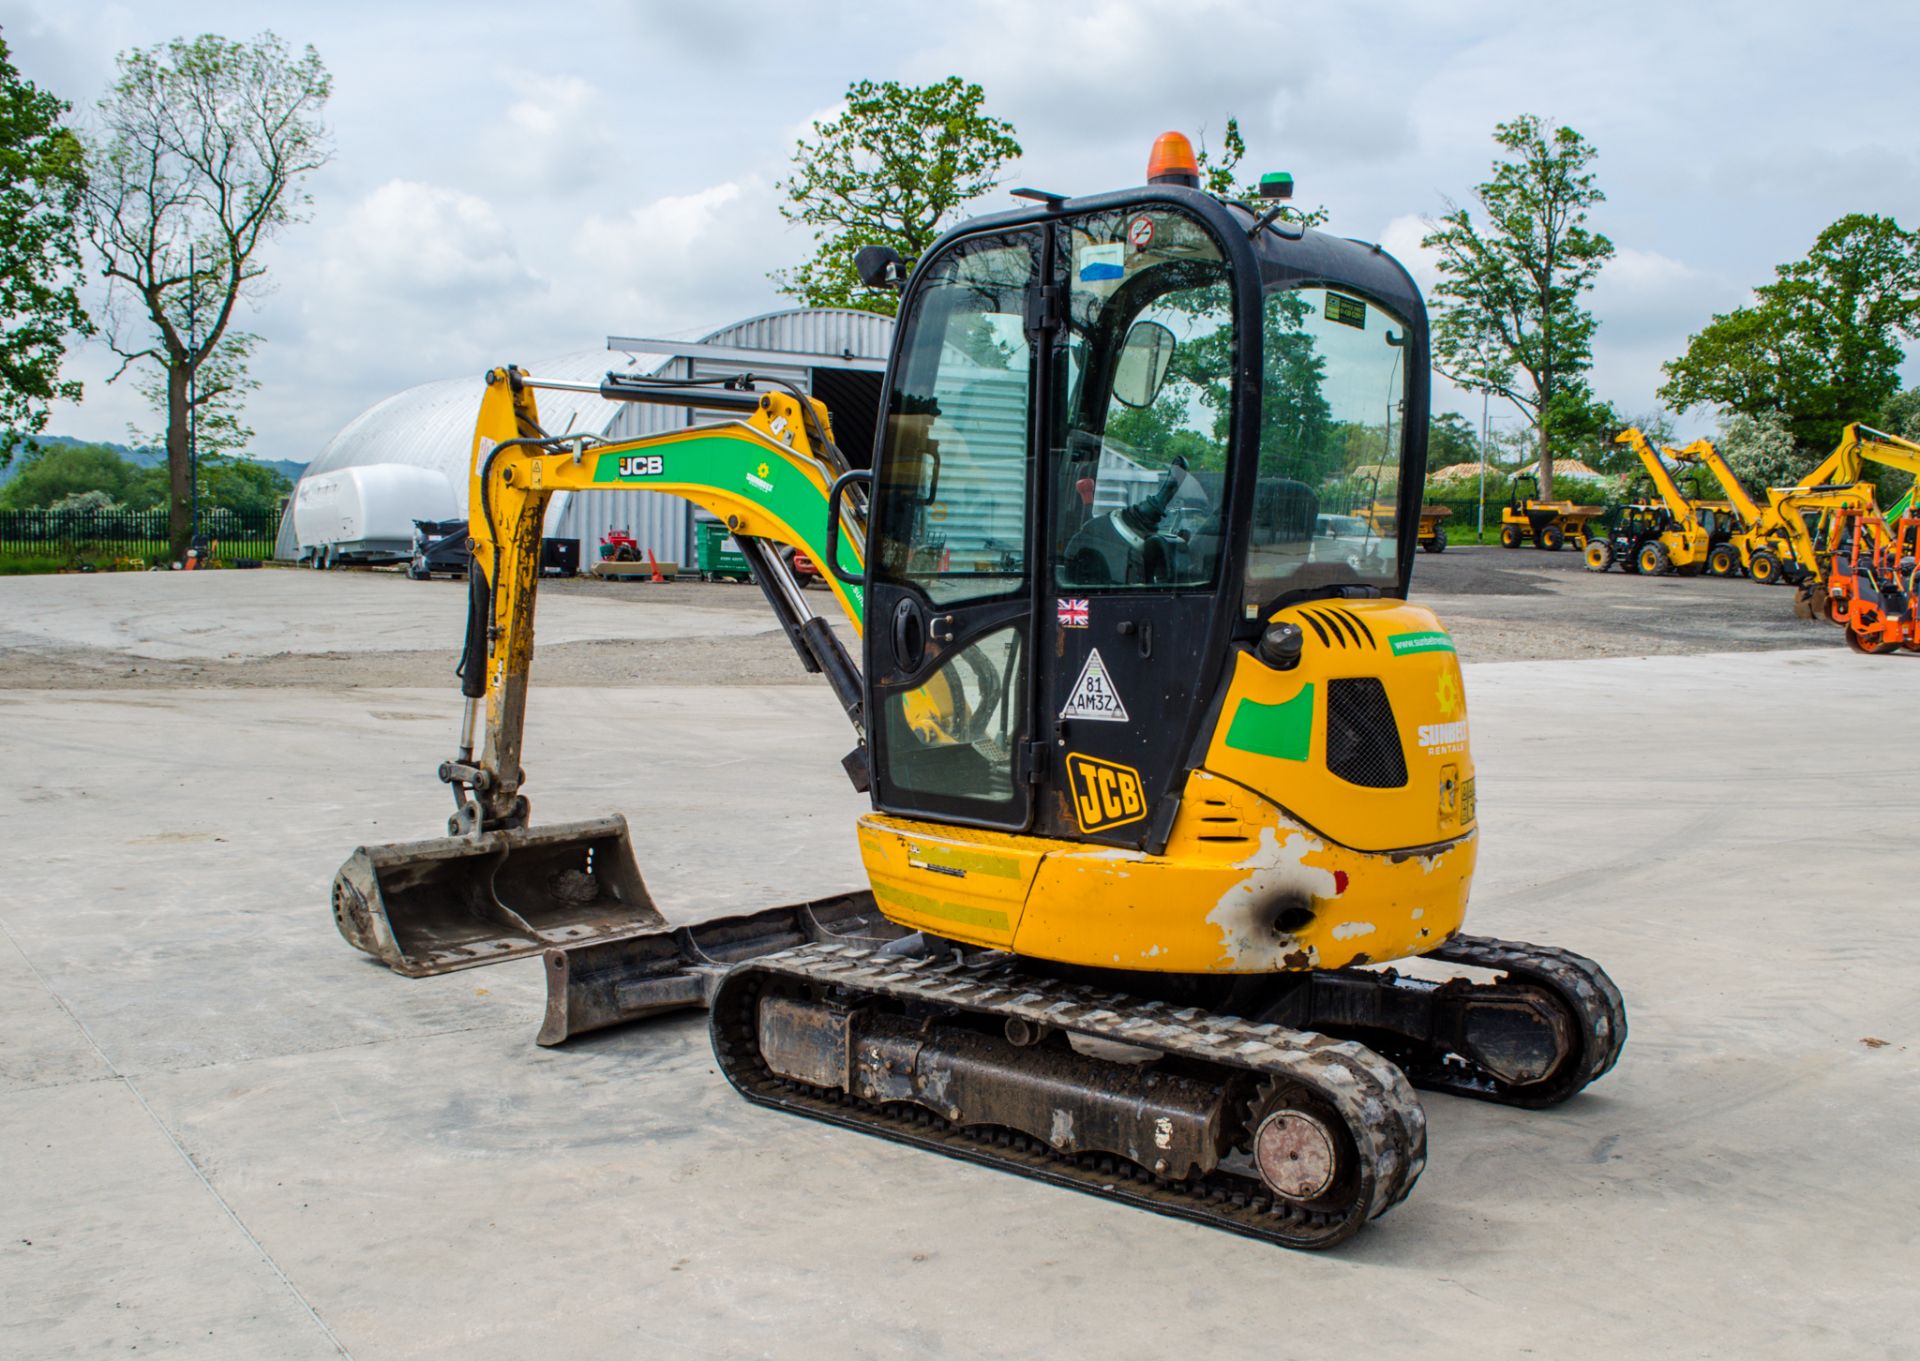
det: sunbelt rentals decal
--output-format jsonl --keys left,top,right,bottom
{"left": 1389, "top": 630, "right": 1455, "bottom": 656}
{"left": 1419, "top": 664, "right": 1467, "bottom": 752}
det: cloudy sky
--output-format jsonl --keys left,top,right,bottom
{"left": 10, "top": 0, "right": 1920, "bottom": 460}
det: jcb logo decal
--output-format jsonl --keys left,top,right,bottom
{"left": 1065, "top": 754, "right": 1147, "bottom": 833}
{"left": 617, "top": 454, "right": 664, "bottom": 478}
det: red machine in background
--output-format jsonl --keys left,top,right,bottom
{"left": 1824, "top": 506, "right": 1920, "bottom": 654}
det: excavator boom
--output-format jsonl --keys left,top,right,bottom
{"left": 332, "top": 367, "right": 874, "bottom": 975}
{"left": 1670, "top": 437, "right": 1763, "bottom": 527}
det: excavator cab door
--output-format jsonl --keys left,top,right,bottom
{"left": 864, "top": 227, "right": 1043, "bottom": 831}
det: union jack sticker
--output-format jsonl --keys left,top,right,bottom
{"left": 1057, "top": 597, "right": 1089, "bottom": 629}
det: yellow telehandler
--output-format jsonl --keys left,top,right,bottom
{"left": 330, "top": 134, "right": 1625, "bottom": 1250}
{"left": 1582, "top": 429, "right": 1713, "bottom": 575}
{"left": 1671, "top": 424, "right": 1920, "bottom": 589}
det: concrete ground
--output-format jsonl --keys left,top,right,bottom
{"left": 2, "top": 571, "right": 1914, "bottom": 1360}
{"left": 1411, "top": 541, "right": 1828, "bottom": 660}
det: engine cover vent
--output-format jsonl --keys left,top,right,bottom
{"left": 1325, "top": 678, "right": 1408, "bottom": 789}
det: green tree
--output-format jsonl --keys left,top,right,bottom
{"left": 130, "top": 330, "right": 259, "bottom": 459}
{"left": 1427, "top": 412, "right": 1480, "bottom": 469}
{"left": 198, "top": 451, "right": 288, "bottom": 515}
{"left": 83, "top": 32, "right": 330, "bottom": 558}
{"left": 773, "top": 77, "right": 1020, "bottom": 315}
{"left": 1422, "top": 115, "right": 1615, "bottom": 498}
{"left": 0, "top": 440, "right": 135, "bottom": 508}
{"left": 1877, "top": 386, "right": 1920, "bottom": 442}
{"left": 1660, "top": 214, "right": 1920, "bottom": 458}
{"left": 1713, "top": 410, "right": 1801, "bottom": 492}
{"left": 0, "top": 32, "right": 92, "bottom": 464}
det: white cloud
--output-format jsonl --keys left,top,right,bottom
{"left": 1378, "top": 214, "right": 1443, "bottom": 295}
{"left": 1592, "top": 246, "right": 1741, "bottom": 344}
{"left": 322, "top": 180, "right": 534, "bottom": 300}
{"left": 502, "top": 77, "right": 617, "bottom": 191}
{"left": 569, "top": 178, "right": 795, "bottom": 328}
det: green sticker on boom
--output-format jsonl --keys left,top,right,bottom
{"left": 589, "top": 438, "right": 865, "bottom": 620}
{"left": 1388, "top": 631, "right": 1455, "bottom": 656}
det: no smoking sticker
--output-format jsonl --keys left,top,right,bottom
{"left": 1127, "top": 215, "right": 1155, "bottom": 251}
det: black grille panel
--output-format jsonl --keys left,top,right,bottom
{"left": 1326, "top": 678, "right": 1408, "bottom": 789}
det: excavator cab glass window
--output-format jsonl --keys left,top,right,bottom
{"left": 1242, "top": 287, "right": 1409, "bottom": 600}
{"left": 871, "top": 234, "right": 1037, "bottom": 607}
{"left": 868, "top": 230, "right": 1040, "bottom": 825}
{"left": 1052, "top": 207, "right": 1233, "bottom": 591}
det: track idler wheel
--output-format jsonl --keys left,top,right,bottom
{"left": 1246, "top": 1081, "right": 1356, "bottom": 1210}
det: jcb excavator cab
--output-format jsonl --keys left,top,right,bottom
{"left": 855, "top": 184, "right": 1432, "bottom": 862}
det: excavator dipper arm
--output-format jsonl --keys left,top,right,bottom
{"left": 332, "top": 365, "right": 879, "bottom": 977}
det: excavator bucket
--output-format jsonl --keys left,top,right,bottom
{"left": 331, "top": 815, "right": 664, "bottom": 977}
{"left": 537, "top": 891, "right": 904, "bottom": 1045}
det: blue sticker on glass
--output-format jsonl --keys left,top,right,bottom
{"left": 1078, "top": 242, "right": 1124, "bottom": 283}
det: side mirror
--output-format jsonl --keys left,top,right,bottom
{"left": 1111, "top": 320, "right": 1176, "bottom": 409}
{"left": 854, "top": 245, "right": 907, "bottom": 291}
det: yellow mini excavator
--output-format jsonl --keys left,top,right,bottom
{"left": 331, "top": 135, "right": 1625, "bottom": 1250}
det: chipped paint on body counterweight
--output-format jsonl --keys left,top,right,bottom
{"left": 858, "top": 598, "right": 1477, "bottom": 974}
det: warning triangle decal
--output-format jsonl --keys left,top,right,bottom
{"left": 1060, "top": 648, "right": 1129, "bottom": 722}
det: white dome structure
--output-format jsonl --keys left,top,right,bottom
{"left": 277, "top": 307, "right": 895, "bottom": 566}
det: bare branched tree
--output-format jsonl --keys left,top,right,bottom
{"left": 84, "top": 32, "right": 330, "bottom": 557}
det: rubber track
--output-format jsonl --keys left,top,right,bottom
{"left": 1416, "top": 933, "right": 1628, "bottom": 1108}
{"left": 709, "top": 941, "right": 1428, "bottom": 1250}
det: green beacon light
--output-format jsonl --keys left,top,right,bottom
{"left": 1249, "top": 173, "right": 1299, "bottom": 239}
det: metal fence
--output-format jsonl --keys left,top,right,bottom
{"left": 0, "top": 508, "right": 281, "bottom": 565}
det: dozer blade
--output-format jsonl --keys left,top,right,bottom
{"left": 537, "top": 891, "right": 905, "bottom": 1046}
{"left": 332, "top": 814, "right": 664, "bottom": 977}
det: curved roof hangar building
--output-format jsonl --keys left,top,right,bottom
{"left": 278, "top": 307, "right": 895, "bottom": 566}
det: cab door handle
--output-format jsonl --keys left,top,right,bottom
{"left": 1116, "top": 619, "right": 1152, "bottom": 658}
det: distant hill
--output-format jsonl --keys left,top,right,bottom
{"left": 1, "top": 436, "right": 305, "bottom": 486}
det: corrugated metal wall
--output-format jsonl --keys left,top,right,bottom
{"left": 925, "top": 365, "right": 1030, "bottom": 571}
{"left": 550, "top": 355, "right": 692, "bottom": 565}
{"left": 548, "top": 309, "right": 895, "bottom": 566}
